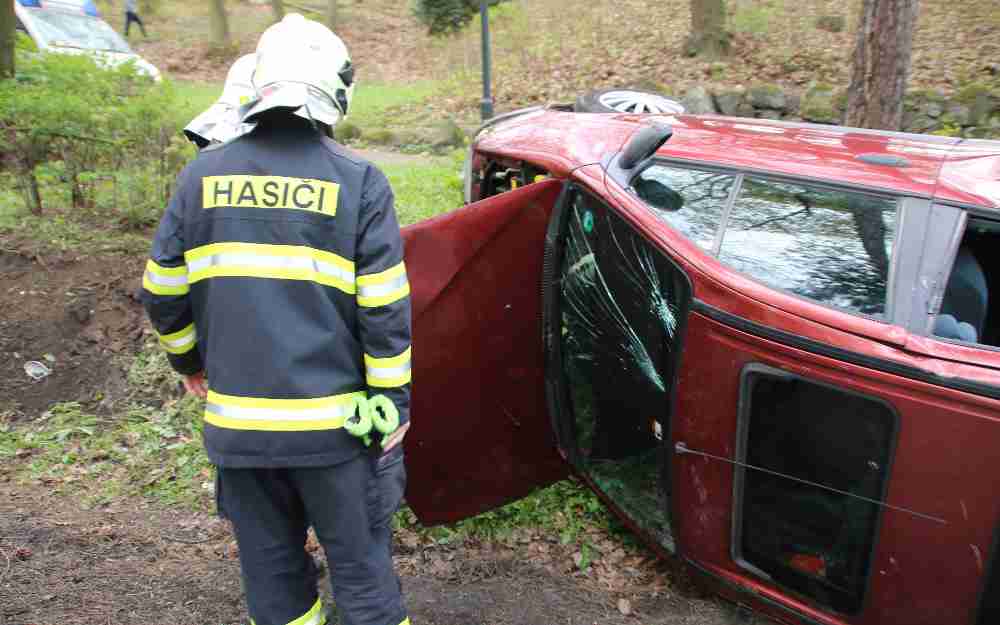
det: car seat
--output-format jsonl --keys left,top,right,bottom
{"left": 934, "top": 246, "right": 988, "bottom": 343}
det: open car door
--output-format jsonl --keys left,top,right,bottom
{"left": 401, "top": 179, "right": 568, "bottom": 524}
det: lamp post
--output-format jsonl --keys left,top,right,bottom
{"left": 479, "top": 0, "right": 494, "bottom": 120}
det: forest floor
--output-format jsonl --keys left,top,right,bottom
{"left": 108, "top": 0, "right": 1000, "bottom": 120}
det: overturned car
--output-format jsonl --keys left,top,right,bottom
{"left": 400, "top": 104, "right": 1000, "bottom": 625}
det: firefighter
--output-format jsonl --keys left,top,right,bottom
{"left": 183, "top": 54, "right": 257, "bottom": 150}
{"left": 141, "top": 13, "right": 411, "bottom": 625}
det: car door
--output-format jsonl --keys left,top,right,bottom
{"left": 401, "top": 179, "right": 568, "bottom": 525}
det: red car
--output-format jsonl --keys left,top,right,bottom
{"left": 399, "top": 105, "right": 1000, "bottom": 625}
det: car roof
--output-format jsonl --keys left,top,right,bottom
{"left": 476, "top": 109, "right": 1000, "bottom": 210}
{"left": 659, "top": 114, "right": 999, "bottom": 209}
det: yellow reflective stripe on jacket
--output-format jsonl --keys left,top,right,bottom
{"left": 143, "top": 259, "right": 189, "bottom": 296}
{"left": 157, "top": 323, "right": 197, "bottom": 355}
{"left": 185, "top": 242, "right": 356, "bottom": 294}
{"left": 364, "top": 346, "right": 412, "bottom": 388}
{"left": 357, "top": 261, "right": 410, "bottom": 307}
{"left": 203, "top": 175, "right": 339, "bottom": 216}
{"left": 204, "top": 390, "right": 364, "bottom": 432}
{"left": 249, "top": 598, "right": 325, "bottom": 625}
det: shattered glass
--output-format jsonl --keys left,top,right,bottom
{"left": 558, "top": 191, "right": 690, "bottom": 551}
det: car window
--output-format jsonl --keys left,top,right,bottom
{"left": 632, "top": 164, "right": 735, "bottom": 252}
{"left": 718, "top": 178, "right": 898, "bottom": 317}
{"left": 932, "top": 216, "right": 998, "bottom": 346}
{"left": 23, "top": 8, "right": 132, "bottom": 54}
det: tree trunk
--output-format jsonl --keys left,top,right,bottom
{"left": 209, "top": 0, "right": 231, "bottom": 49}
{"left": 686, "top": 0, "right": 729, "bottom": 58}
{"left": 325, "top": 0, "right": 337, "bottom": 30}
{"left": 270, "top": 0, "right": 285, "bottom": 21}
{"left": 845, "top": 0, "right": 920, "bottom": 130}
{"left": 0, "top": 0, "right": 15, "bottom": 79}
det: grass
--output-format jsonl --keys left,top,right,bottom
{"left": 1, "top": 338, "right": 617, "bottom": 547}
{"left": 1, "top": 345, "right": 213, "bottom": 509}
{"left": 348, "top": 82, "right": 442, "bottom": 130}
{"left": 383, "top": 150, "right": 466, "bottom": 225}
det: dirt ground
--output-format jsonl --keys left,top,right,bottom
{"left": 0, "top": 248, "right": 781, "bottom": 624}
{"left": 0, "top": 480, "right": 770, "bottom": 625}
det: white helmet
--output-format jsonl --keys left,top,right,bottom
{"left": 183, "top": 54, "right": 257, "bottom": 148}
{"left": 241, "top": 14, "right": 355, "bottom": 129}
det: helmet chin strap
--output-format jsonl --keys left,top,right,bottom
{"left": 300, "top": 101, "right": 334, "bottom": 138}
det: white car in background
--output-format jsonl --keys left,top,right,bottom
{"left": 14, "top": 0, "right": 162, "bottom": 80}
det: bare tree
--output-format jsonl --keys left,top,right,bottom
{"left": 0, "top": 0, "right": 15, "bottom": 79}
{"left": 209, "top": 0, "right": 232, "bottom": 49}
{"left": 845, "top": 0, "right": 920, "bottom": 130}
{"left": 270, "top": 0, "right": 285, "bottom": 21}
{"left": 686, "top": 0, "right": 729, "bottom": 58}
{"left": 325, "top": 0, "right": 337, "bottom": 30}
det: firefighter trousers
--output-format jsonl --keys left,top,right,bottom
{"left": 218, "top": 445, "right": 409, "bottom": 625}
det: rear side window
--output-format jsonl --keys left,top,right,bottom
{"left": 735, "top": 367, "right": 895, "bottom": 614}
{"left": 633, "top": 165, "right": 735, "bottom": 251}
{"left": 718, "top": 178, "right": 898, "bottom": 317}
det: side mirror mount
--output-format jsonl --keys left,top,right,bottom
{"left": 619, "top": 124, "right": 673, "bottom": 170}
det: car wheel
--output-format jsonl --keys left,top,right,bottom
{"left": 574, "top": 89, "right": 685, "bottom": 115}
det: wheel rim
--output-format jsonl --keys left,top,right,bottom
{"left": 596, "top": 90, "right": 685, "bottom": 114}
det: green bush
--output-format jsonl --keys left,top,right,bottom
{"left": 0, "top": 51, "right": 190, "bottom": 225}
{"left": 412, "top": 0, "right": 509, "bottom": 36}
{"left": 412, "top": 0, "right": 479, "bottom": 36}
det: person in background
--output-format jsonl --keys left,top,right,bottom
{"left": 124, "top": 0, "right": 148, "bottom": 39}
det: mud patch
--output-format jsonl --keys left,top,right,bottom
{"left": 0, "top": 251, "right": 147, "bottom": 420}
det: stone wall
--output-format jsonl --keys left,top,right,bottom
{"left": 677, "top": 82, "right": 1000, "bottom": 139}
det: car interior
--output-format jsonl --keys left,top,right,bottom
{"left": 735, "top": 370, "right": 894, "bottom": 614}
{"left": 934, "top": 216, "right": 998, "bottom": 346}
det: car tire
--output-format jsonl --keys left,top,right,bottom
{"left": 573, "top": 88, "right": 685, "bottom": 115}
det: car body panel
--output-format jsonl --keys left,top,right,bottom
{"left": 471, "top": 110, "right": 998, "bottom": 205}
{"left": 401, "top": 180, "right": 567, "bottom": 524}
{"left": 474, "top": 110, "right": 637, "bottom": 176}
{"left": 671, "top": 309, "right": 1000, "bottom": 625}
